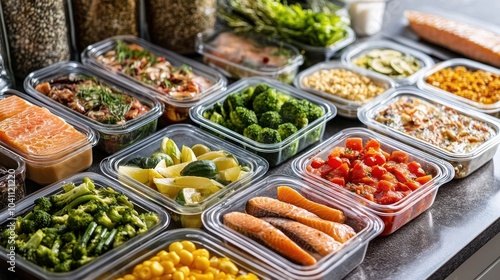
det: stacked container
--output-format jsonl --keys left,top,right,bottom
{"left": 0, "top": 145, "right": 26, "bottom": 210}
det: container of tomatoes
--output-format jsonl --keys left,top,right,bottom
{"left": 292, "top": 128, "right": 455, "bottom": 235}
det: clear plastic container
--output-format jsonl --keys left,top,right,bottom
{"left": 294, "top": 61, "right": 395, "bottom": 118}
{"left": 0, "top": 145, "right": 26, "bottom": 210}
{"left": 357, "top": 87, "right": 500, "bottom": 178}
{"left": 190, "top": 77, "right": 337, "bottom": 166}
{"left": 23, "top": 61, "right": 164, "bottom": 154}
{"left": 196, "top": 29, "right": 304, "bottom": 84}
{"left": 341, "top": 39, "right": 435, "bottom": 86}
{"left": 291, "top": 127, "right": 455, "bottom": 235}
{"left": 97, "top": 228, "right": 282, "bottom": 279}
{"left": 0, "top": 89, "right": 98, "bottom": 185}
{"left": 417, "top": 58, "right": 500, "bottom": 117}
{"left": 0, "top": 172, "right": 170, "bottom": 280}
{"left": 202, "top": 174, "right": 384, "bottom": 280}
{"left": 81, "top": 35, "right": 227, "bottom": 124}
{"left": 100, "top": 123, "right": 268, "bottom": 228}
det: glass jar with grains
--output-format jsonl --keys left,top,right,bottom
{"left": 0, "top": 0, "right": 71, "bottom": 79}
{"left": 69, "top": 0, "right": 140, "bottom": 53}
{"left": 145, "top": 0, "right": 217, "bottom": 54}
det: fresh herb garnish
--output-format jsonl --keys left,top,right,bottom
{"left": 76, "top": 84, "right": 132, "bottom": 124}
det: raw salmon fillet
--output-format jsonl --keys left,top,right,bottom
{"left": 247, "top": 197, "right": 356, "bottom": 243}
{"left": 0, "top": 104, "right": 88, "bottom": 156}
{"left": 405, "top": 10, "right": 500, "bottom": 67}
{"left": 0, "top": 96, "right": 33, "bottom": 121}
{"left": 277, "top": 186, "right": 346, "bottom": 223}
{"left": 261, "top": 217, "right": 342, "bottom": 257}
{"left": 223, "top": 212, "right": 317, "bottom": 266}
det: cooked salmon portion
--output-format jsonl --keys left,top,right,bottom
{"left": 0, "top": 96, "right": 33, "bottom": 121}
{"left": 405, "top": 10, "right": 500, "bottom": 67}
{"left": 261, "top": 217, "right": 343, "bottom": 257}
{"left": 223, "top": 212, "right": 317, "bottom": 266}
{"left": 277, "top": 186, "right": 346, "bottom": 223}
{"left": 246, "top": 197, "right": 356, "bottom": 243}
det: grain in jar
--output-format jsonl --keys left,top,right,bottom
{"left": 145, "top": 0, "right": 217, "bottom": 54}
{"left": 0, "top": 0, "right": 71, "bottom": 79}
{"left": 71, "top": 0, "right": 139, "bottom": 52}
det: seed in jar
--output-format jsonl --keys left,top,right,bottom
{"left": 425, "top": 66, "right": 500, "bottom": 105}
{"left": 302, "top": 68, "right": 386, "bottom": 102}
{"left": 353, "top": 49, "right": 421, "bottom": 78}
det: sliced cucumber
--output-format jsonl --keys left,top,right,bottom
{"left": 368, "top": 58, "right": 394, "bottom": 74}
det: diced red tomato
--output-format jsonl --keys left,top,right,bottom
{"left": 381, "top": 172, "right": 397, "bottom": 183}
{"left": 395, "top": 182, "right": 411, "bottom": 192}
{"left": 364, "top": 139, "right": 380, "bottom": 151}
{"left": 407, "top": 161, "right": 422, "bottom": 174}
{"left": 310, "top": 157, "right": 325, "bottom": 169}
{"left": 363, "top": 156, "right": 377, "bottom": 166}
{"left": 358, "top": 176, "right": 377, "bottom": 186}
{"left": 390, "top": 151, "right": 409, "bottom": 163}
{"left": 377, "top": 190, "right": 404, "bottom": 205}
{"left": 415, "top": 175, "right": 432, "bottom": 185}
{"left": 378, "top": 180, "right": 395, "bottom": 191}
{"left": 328, "top": 177, "right": 345, "bottom": 186}
{"left": 317, "top": 164, "right": 333, "bottom": 177}
{"left": 327, "top": 156, "right": 342, "bottom": 169}
{"left": 391, "top": 166, "right": 411, "bottom": 183}
{"left": 374, "top": 153, "right": 386, "bottom": 165}
{"left": 382, "top": 151, "right": 391, "bottom": 161}
{"left": 351, "top": 162, "right": 370, "bottom": 181}
{"left": 371, "top": 165, "right": 387, "bottom": 178}
{"left": 405, "top": 180, "right": 421, "bottom": 191}
{"left": 326, "top": 163, "right": 350, "bottom": 179}
{"left": 346, "top": 137, "right": 363, "bottom": 151}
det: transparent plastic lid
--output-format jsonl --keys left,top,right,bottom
{"left": 0, "top": 145, "right": 26, "bottom": 209}
{"left": 0, "top": 172, "right": 170, "bottom": 280}
{"left": 23, "top": 61, "right": 164, "bottom": 135}
{"left": 100, "top": 124, "right": 269, "bottom": 216}
{"left": 417, "top": 58, "right": 500, "bottom": 114}
{"left": 341, "top": 39, "right": 435, "bottom": 86}
{"left": 81, "top": 35, "right": 227, "bottom": 108}
{"left": 203, "top": 175, "right": 384, "bottom": 279}
{"left": 294, "top": 60, "right": 395, "bottom": 118}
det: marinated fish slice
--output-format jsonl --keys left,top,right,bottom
{"left": 223, "top": 212, "right": 317, "bottom": 266}
{"left": 246, "top": 197, "right": 356, "bottom": 243}
{"left": 277, "top": 185, "right": 346, "bottom": 223}
{"left": 261, "top": 217, "right": 342, "bottom": 257}
{"left": 405, "top": 10, "right": 500, "bottom": 68}
{"left": 0, "top": 96, "right": 33, "bottom": 121}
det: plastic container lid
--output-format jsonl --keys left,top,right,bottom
{"left": 100, "top": 124, "right": 268, "bottom": 222}
{"left": 0, "top": 145, "right": 26, "bottom": 210}
{"left": 0, "top": 172, "right": 170, "bottom": 280}
{"left": 81, "top": 35, "right": 227, "bottom": 109}
{"left": 291, "top": 127, "right": 455, "bottom": 235}
{"left": 294, "top": 60, "right": 395, "bottom": 118}
{"left": 357, "top": 87, "right": 500, "bottom": 178}
{"left": 196, "top": 29, "right": 304, "bottom": 84}
{"left": 190, "top": 77, "right": 337, "bottom": 166}
{"left": 0, "top": 89, "right": 98, "bottom": 185}
{"left": 341, "top": 39, "right": 435, "bottom": 86}
{"left": 417, "top": 58, "right": 500, "bottom": 116}
{"left": 23, "top": 61, "right": 164, "bottom": 154}
{"left": 203, "top": 174, "right": 384, "bottom": 279}
{"left": 97, "top": 228, "right": 283, "bottom": 279}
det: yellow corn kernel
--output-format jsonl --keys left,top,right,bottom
{"left": 116, "top": 278, "right": 124, "bottom": 280}
{"left": 151, "top": 277, "right": 161, "bottom": 280}
{"left": 157, "top": 250, "right": 169, "bottom": 257}
{"left": 143, "top": 261, "right": 153, "bottom": 267}
{"left": 160, "top": 274, "right": 173, "bottom": 280}
{"left": 209, "top": 256, "right": 220, "bottom": 268}
{"left": 192, "top": 249, "right": 210, "bottom": 259}
{"left": 177, "top": 266, "right": 190, "bottom": 277}
{"left": 207, "top": 267, "right": 220, "bottom": 276}
{"left": 190, "top": 271, "right": 214, "bottom": 280}
{"left": 214, "top": 272, "right": 227, "bottom": 280}
{"left": 151, "top": 261, "right": 165, "bottom": 277}
{"left": 180, "top": 240, "right": 197, "bottom": 252}
{"left": 123, "top": 275, "right": 137, "bottom": 280}
{"left": 236, "top": 273, "right": 259, "bottom": 280}
{"left": 150, "top": 256, "right": 161, "bottom": 262}
{"left": 160, "top": 260, "right": 176, "bottom": 274}
{"left": 133, "top": 264, "right": 144, "bottom": 277}
{"left": 169, "top": 242, "right": 184, "bottom": 253}
{"left": 138, "top": 266, "right": 152, "bottom": 280}
{"left": 178, "top": 249, "right": 194, "bottom": 266}
{"left": 172, "top": 271, "right": 185, "bottom": 280}
{"left": 169, "top": 251, "right": 181, "bottom": 266}
{"left": 219, "top": 259, "right": 238, "bottom": 275}
{"left": 194, "top": 256, "right": 210, "bottom": 271}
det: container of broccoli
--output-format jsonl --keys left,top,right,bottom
{"left": 0, "top": 172, "right": 169, "bottom": 280}
{"left": 190, "top": 77, "right": 337, "bottom": 166}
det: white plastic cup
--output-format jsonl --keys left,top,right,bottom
{"left": 345, "top": 0, "right": 387, "bottom": 37}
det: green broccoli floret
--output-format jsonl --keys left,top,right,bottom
{"left": 16, "top": 216, "right": 36, "bottom": 234}
{"left": 212, "top": 102, "right": 226, "bottom": 117}
{"left": 243, "top": 124, "right": 263, "bottom": 141}
{"left": 279, "top": 123, "right": 300, "bottom": 159}
{"left": 54, "top": 259, "right": 73, "bottom": 272}
{"left": 302, "top": 100, "right": 323, "bottom": 122}
{"left": 229, "top": 107, "right": 258, "bottom": 131}
{"left": 278, "top": 123, "right": 298, "bottom": 140}
{"left": 122, "top": 211, "right": 147, "bottom": 230}
{"left": 51, "top": 179, "right": 95, "bottom": 209}
{"left": 238, "top": 87, "right": 255, "bottom": 107}
{"left": 223, "top": 93, "right": 246, "bottom": 113}
{"left": 140, "top": 212, "right": 160, "bottom": 229}
{"left": 67, "top": 209, "right": 94, "bottom": 231}
{"left": 258, "top": 128, "right": 282, "bottom": 144}
{"left": 113, "top": 224, "right": 137, "bottom": 248}
{"left": 35, "top": 244, "right": 60, "bottom": 267}
{"left": 18, "top": 229, "right": 45, "bottom": 263}
{"left": 252, "top": 88, "right": 285, "bottom": 115}
{"left": 32, "top": 210, "right": 52, "bottom": 230}
{"left": 259, "top": 111, "right": 283, "bottom": 129}
{"left": 95, "top": 210, "right": 115, "bottom": 229}
{"left": 41, "top": 226, "right": 66, "bottom": 248}
{"left": 33, "top": 197, "right": 53, "bottom": 212}
{"left": 209, "top": 111, "right": 225, "bottom": 126}
{"left": 73, "top": 256, "right": 96, "bottom": 269}
{"left": 202, "top": 109, "right": 213, "bottom": 120}
{"left": 253, "top": 84, "right": 272, "bottom": 95}
{"left": 306, "top": 126, "right": 324, "bottom": 145}
{"left": 52, "top": 214, "right": 68, "bottom": 225}
{"left": 280, "top": 99, "right": 309, "bottom": 129}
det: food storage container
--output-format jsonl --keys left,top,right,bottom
{"left": 0, "top": 21, "right": 12, "bottom": 89}
{"left": 357, "top": 87, "right": 500, "bottom": 178}
{"left": 341, "top": 39, "right": 434, "bottom": 86}
{"left": 0, "top": 145, "right": 26, "bottom": 210}
{"left": 0, "top": 172, "right": 170, "bottom": 280}
{"left": 292, "top": 127, "right": 455, "bottom": 235}
{"left": 190, "top": 77, "right": 337, "bottom": 166}
{"left": 417, "top": 58, "right": 500, "bottom": 117}
{"left": 96, "top": 228, "right": 282, "bottom": 279}
{"left": 294, "top": 61, "right": 395, "bottom": 118}
{"left": 196, "top": 29, "right": 304, "bottom": 84}
{"left": 100, "top": 123, "right": 268, "bottom": 228}
{"left": 24, "top": 61, "right": 163, "bottom": 154}
{"left": 202, "top": 174, "right": 384, "bottom": 280}
{"left": 0, "top": 0, "right": 71, "bottom": 79}
{"left": 81, "top": 35, "right": 227, "bottom": 124}
{"left": 0, "top": 89, "right": 98, "bottom": 185}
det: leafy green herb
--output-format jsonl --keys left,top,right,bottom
{"left": 76, "top": 84, "right": 132, "bottom": 124}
